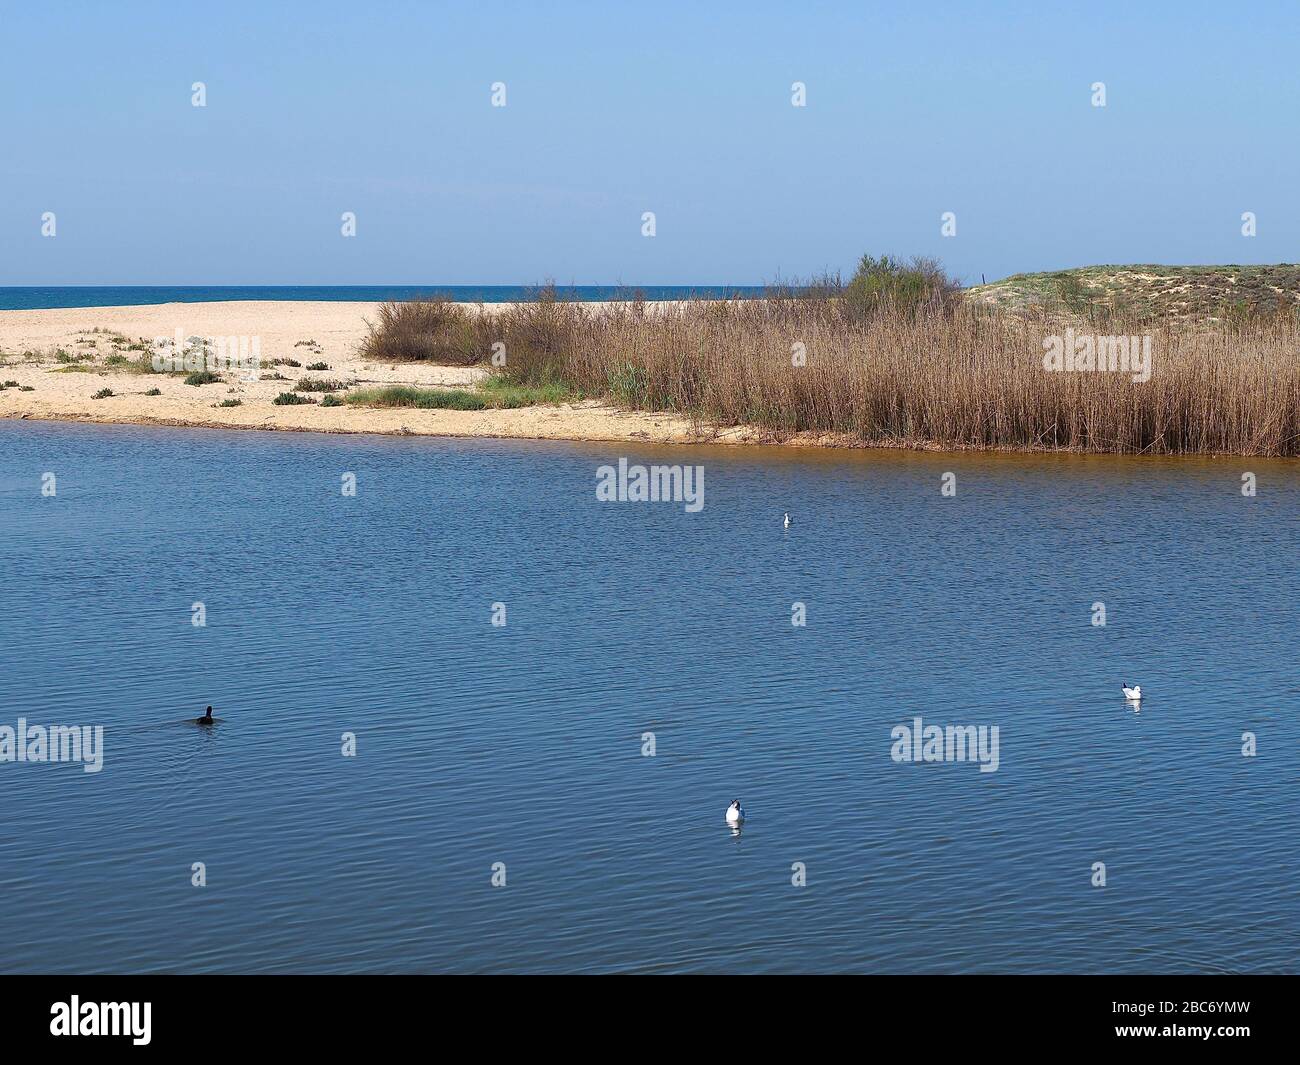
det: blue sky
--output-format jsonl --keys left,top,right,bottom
{"left": 2, "top": 0, "right": 1297, "bottom": 285}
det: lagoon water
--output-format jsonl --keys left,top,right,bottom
{"left": 1, "top": 421, "right": 1296, "bottom": 973}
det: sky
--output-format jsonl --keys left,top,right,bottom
{"left": 2, "top": 0, "right": 1297, "bottom": 286}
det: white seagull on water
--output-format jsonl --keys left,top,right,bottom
{"left": 1122, "top": 684, "right": 1142, "bottom": 701}
{"left": 725, "top": 799, "right": 745, "bottom": 824}
{"left": 783, "top": 512, "right": 791, "bottom": 528}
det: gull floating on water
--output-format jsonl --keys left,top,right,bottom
{"left": 1122, "top": 684, "right": 1142, "bottom": 701}
{"left": 783, "top": 512, "right": 791, "bottom": 528}
{"left": 725, "top": 799, "right": 745, "bottom": 824}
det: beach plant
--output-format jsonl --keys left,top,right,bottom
{"left": 345, "top": 379, "right": 570, "bottom": 411}
{"left": 294, "top": 377, "right": 346, "bottom": 393}
{"left": 842, "top": 254, "right": 961, "bottom": 319}
{"left": 144, "top": 387, "right": 162, "bottom": 396}
{"left": 273, "top": 392, "right": 315, "bottom": 405}
{"left": 478, "top": 375, "right": 574, "bottom": 407}
{"left": 606, "top": 363, "right": 649, "bottom": 406}
{"left": 305, "top": 361, "right": 329, "bottom": 371}
{"left": 92, "top": 387, "right": 114, "bottom": 399}
{"left": 359, "top": 298, "right": 492, "bottom": 365}
{"left": 184, "top": 370, "right": 222, "bottom": 386}
{"left": 216, "top": 398, "right": 242, "bottom": 407}
{"left": 345, "top": 385, "right": 488, "bottom": 410}
{"left": 319, "top": 393, "right": 343, "bottom": 407}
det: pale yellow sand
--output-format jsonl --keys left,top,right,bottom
{"left": 0, "top": 301, "right": 763, "bottom": 446}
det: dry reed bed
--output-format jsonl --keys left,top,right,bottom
{"left": 484, "top": 299, "right": 1299, "bottom": 456}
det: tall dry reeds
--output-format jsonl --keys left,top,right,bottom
{"left": 360, "top": 299, "right": 494, "bottom": 365}
{"left": 362, "top": 291, "right": 1300, "bottom": 456}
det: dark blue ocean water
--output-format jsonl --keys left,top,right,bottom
{"left": 0, "top": 421, "right": 1296, "bottom": 973}
{"left": 0, "top": 286, "right": 765, "bottom": 311}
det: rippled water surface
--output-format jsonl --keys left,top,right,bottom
{"left": 1, "top": 422, "right": 1296, "bottom": 973}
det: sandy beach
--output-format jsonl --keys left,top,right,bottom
{"left": 0, "top": 300, "right": 758, "bottom": 445}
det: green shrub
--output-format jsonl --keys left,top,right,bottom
{"left": 184, "top": 370, "right": 221, "bottom": 386}
{"left": 92, "top": 387, "right": 114, "bottom": 399}
{"left": 319, "top": 393, "right": 343, "bottom": 407}
{"left": 843, "top": 255, "right": 960, "bottom": 319}
{"left": 273, "top": 392, "right": 315, "bottom": 405}
{"left": 216, "top": 398, "right": 242, "bottom": 407}
{"left": 145, "top": 387, "right": 162, "bottom": 396}
{"left": 305, "top": 361, "right": 329, "bottom": 371}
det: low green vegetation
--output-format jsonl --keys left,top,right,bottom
{"left": 345, "top": 385, "right": 488, "bottom": 410}
{"left": 273, "top": 392, "right": 315, "bottom": 405}
{"left": 305, "top": 361, "right": 329, "bottom": 371}
{"left": 144, "top": 387, "right": 162, "bottom": 396}
{"left": 344, "top": 377, "right": 575, "bottom": 412}
{"left": 92, "top": 387, "right": 114, "bottom": 399}
{"left": 477, "top": 375, "right": 575, "bottom": 407}
{"left": 216, "top": 398, "right": 242, "bottom": 408}
{"left": 319, "top": 393, "right": 343, "bottom": 407}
